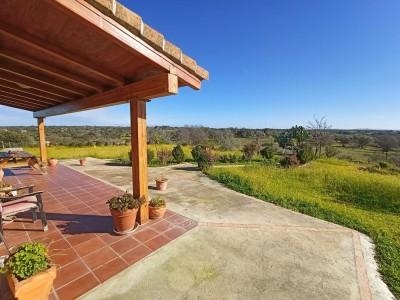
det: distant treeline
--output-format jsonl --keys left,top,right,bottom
{"left": 0, "top": 125, "right": 399, "bottom": 149}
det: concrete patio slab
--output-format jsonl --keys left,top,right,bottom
{"left": 62, "top": 159, "right": 394, "bottom": 300}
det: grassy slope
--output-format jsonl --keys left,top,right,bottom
{"left": 207, "top": 159, "right": 400, "bottom": 298}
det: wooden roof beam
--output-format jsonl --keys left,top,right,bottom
{"left": 0, "top": 99, "right": 36, "bottom": 111}
{"left": 0, "top": 71, "right": 80, "bottom": 99}
{"left": 34, "top": 73, "right": 178, "bottom": 118}
{"left": 0, "top": 84, "right": 65, "bottom": 104}
{"left": 0, "top": 22, "right": 125, "bottom": 86}
{"left": 0, "top": 51, "right": 104, "bottom": 93}
{"left": 0, "top": 82, "right": 69, "bottom": 103}
{"left": 0, "top": 97, "right": 43, "bottom": 110}
{"left": 0, "top": 88, "right": 62, "bottom": 106}
{"left": 50, "top": 0, "right": 202, "bottom": 90}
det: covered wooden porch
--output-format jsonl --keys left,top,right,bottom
{"left": 0, "top": 0, "right": 208, "bottom": 224}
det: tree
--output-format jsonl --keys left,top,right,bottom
{"left": 172, "top": 144, "right": 185, "bottom": 163}
{"left": 260, "top": 146, "right": 273, "bottom": 160}
{"left": 242, "top": 141, "right": 261, "bottom": 161}
{"left": 353, "top": 135, "right": 372, "bottom": 149}
{"left": 376, "top": 135, "right": 398, "bottom": 160}
{"left": 335, "top": 135, "right": 351, "bottom": 147}
{"left": 307, "top": 116, "right": 332, "bottom": 157}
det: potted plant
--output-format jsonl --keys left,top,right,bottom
{"left": 106, "top": 192, "right": 143, "bottom": 235}
{"left": 47, "top": 158, "right": 58, "bottom": 167}
{"left": 79, "top": 157, "right": 87, "bottom": 166}
{"left": 0, "top": 181, "right": 12, "bottom": 192}
{"left": 1, "top": 241, "right": 56, "bottom": 300}
{"left": 149, "top": 197, "right": 167, "bottom": 219}
{"left": 155, "top": 177, "right": 168, "bottom": 191}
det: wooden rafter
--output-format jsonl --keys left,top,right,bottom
{"left": 0, "top": 88, "right": 61, "bottom": 106}
{"left": 0, "top": 22, "right": 125, "bottom": 86}
{"left": 34, "top": 73, "right": 178, "bottom": 118}
{"left": 0, "top": 98, "right": 40, "bottom": 110}
{"left": 0, "top": 82, "right": 70, "bottom": 102}
{"left": 0, "top": 51, "right": 104, "bottom": 93}
{"left": 0, "top": 84, "right": 65, "bottom": 104}
{"left": 0, "top": 71, "right": 79, "bottom": 99}
{"left": 0, "top": 93, "right": 45, "bottom": 108}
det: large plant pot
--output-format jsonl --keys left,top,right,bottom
{"left": 110, "top": 208, "right": 138, "bottom": 234}
{"left": 79, "top": 159, "right": 86, "bottom": 166}
{"left": 47, "top": 158, "right": 58, "bottom": 167}
{"left": 156, "top": 179, "right": 168, "bottom": 191}
{"left": 7, "top": 265, "right": 56, "bottom": 300}
{"left": 149, "top": 206, "right": 167, "bottom": 219}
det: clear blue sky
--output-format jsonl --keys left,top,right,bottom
{"left": 1, "top": 0, "right": 400, "bottom": 129}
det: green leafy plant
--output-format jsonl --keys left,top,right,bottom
{"left": 260, "top": 146, "right": 273, "bottom": 160}
{"left": 297, "top": 144, "right": 315, "bottom": 164}
{"left": 192, "top": 145, "right": 215, "bottom": 171}
{"left": 172, "top": 144, "right": 185, "bottom": 163}
{"left": 147, "top": 149, "right": 155, "bottom": 164}
{"left": 149, "top": 197, "right": 166, "bottom": 208}
{"left": 2, "top": 242, "right": 50, "bottom": 281}
{"left": 106, "top": 192, "right": 143, "bottom": 212}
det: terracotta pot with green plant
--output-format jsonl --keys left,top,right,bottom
{"left": 1, "top": 241, "right": 56, "bottom": 300}
{"left": 106, "top": 192, "right": 143, "bottom": 235}
{"left": 149, "top": 197, "right": 167, "bottom": 219}
{"left": 155, "top": 177, "right": 168, "bottom": 191}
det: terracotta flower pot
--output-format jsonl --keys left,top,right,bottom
{"left": 79, "top": 159, "right": 86, "bottom": 166}
{"left": 149, "top": 205, "right": 167, "bottom": 219}
{"left": 47, "top": 158, "right": 58, "bottom": 167}
{"left": 110, "top": 208, "right": 138, "bottom": 234}
{"left": 7, "top": 265, "right": 56, "bottom": 300}
{"left": 156, "top": 179, "right": 168, "bottom": 191}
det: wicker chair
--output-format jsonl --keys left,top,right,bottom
{"left": 0, "top": 185, "right": 48, "bottom": 235}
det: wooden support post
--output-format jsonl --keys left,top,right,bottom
{"left": 37, "top": 117, "right": 47, "bottom": 164}
{"left": 130, "top": 100, "right": 149, "bottom": 224}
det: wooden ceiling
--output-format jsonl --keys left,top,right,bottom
{"left": 0, "top": 0, "right": 207, "bottom": 117}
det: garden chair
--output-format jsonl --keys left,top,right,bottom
{"left": 0, "top": 185, "right": 48, "bottom": 235}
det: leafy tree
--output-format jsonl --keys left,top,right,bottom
{"left": 172, "top": 144, "right": 185, "bottom": 163}
{"left": 191, "top": 145, "right": 215, "bottom": 171}
{"left": 376, "top": 135, "right": 398, "bottom": 160}
{"left": 335, "top": 135, "right": 351, "bottom": 147}
{"left": 296, "top": 144, "right": 315, "bottom": 164}
{"left": 260, "top": 146, "right": 273, "bottom": 160}
{"left": 353, "top": 135, "right": 372, "bottom": 149}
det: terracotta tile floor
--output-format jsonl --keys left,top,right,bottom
{"left": 0, "top": 165, "right": 197, "bottom": 300}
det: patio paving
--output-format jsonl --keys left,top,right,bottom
{"left": 62, "top": 158, "right": 394, "bottom": 300}
{"left": 0, "top": 165, "right": 196, "bottom": 300}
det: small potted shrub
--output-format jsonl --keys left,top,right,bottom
{"left": 155, "top": 177, "right": 168, "bottom": 191}
{"left": 1, "top": 242, "right": 56, "bottom": 300}
{"left": 149, "top": 197, "right": 167, "bottom": 219}
{"left": 106, "top": 192, "right": 143, "bottom": 234}
{"left": 47, "top": 158, "right": 58, "bottom": 167}
{"left": 79, "top": 157, "right": 87, "bottom": 166}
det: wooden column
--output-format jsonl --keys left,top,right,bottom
{"left": 37, "top": 117, "right": 47, "bottom": 164}
{"left": 130, "top": 100, "right": 149, "bottom": 224}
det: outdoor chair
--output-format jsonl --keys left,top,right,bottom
{"left": 0, "top": 185, "right": 48, "bottom": 235}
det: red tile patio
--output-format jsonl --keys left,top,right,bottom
{"left": 0, "top": 165, "right": 197, "bottom": 299}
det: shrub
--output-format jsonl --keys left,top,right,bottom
{"left": 192, "top": 145, "right": 215, "bottom": 171}
{"left": 379, "top": 161, "right": 389, "bottom": 169}
{"left": 280, "top": 154, "right": 299, "bottom": 168}
{"left": 106, "top": 192, "right": 143, "bottom": 211}
{"left": 157, "top": 148, "right": 172, "bottom": 165}
{"left": 172, "top": 144, "right": 185, "bottom": 163}
{"left": 3, "top": 242, "right": 50, "bottom": 281}
{"left": 260, "top": 146, "right": 273, "bottom": 160}
{"left": 325, "top": 146, "right": 339, "bottom": 158}
{"left": 149, "top": 196, "right": 166, "bottom": 207}
{"left": 147, "top": 149, "right": 155, "bottom": 164}
{"left": 242, "top": 142, "right": 260, "bottom": 161}
{"left": 296, "top": 144, "right": 315, "bottom": 164}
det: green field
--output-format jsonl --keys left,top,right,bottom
{"left": 207, "top": 159, "right": 400, "bottom": 297}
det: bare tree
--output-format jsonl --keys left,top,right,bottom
{"left": 307, "top": 116, "right": 332, "bottom": 158}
